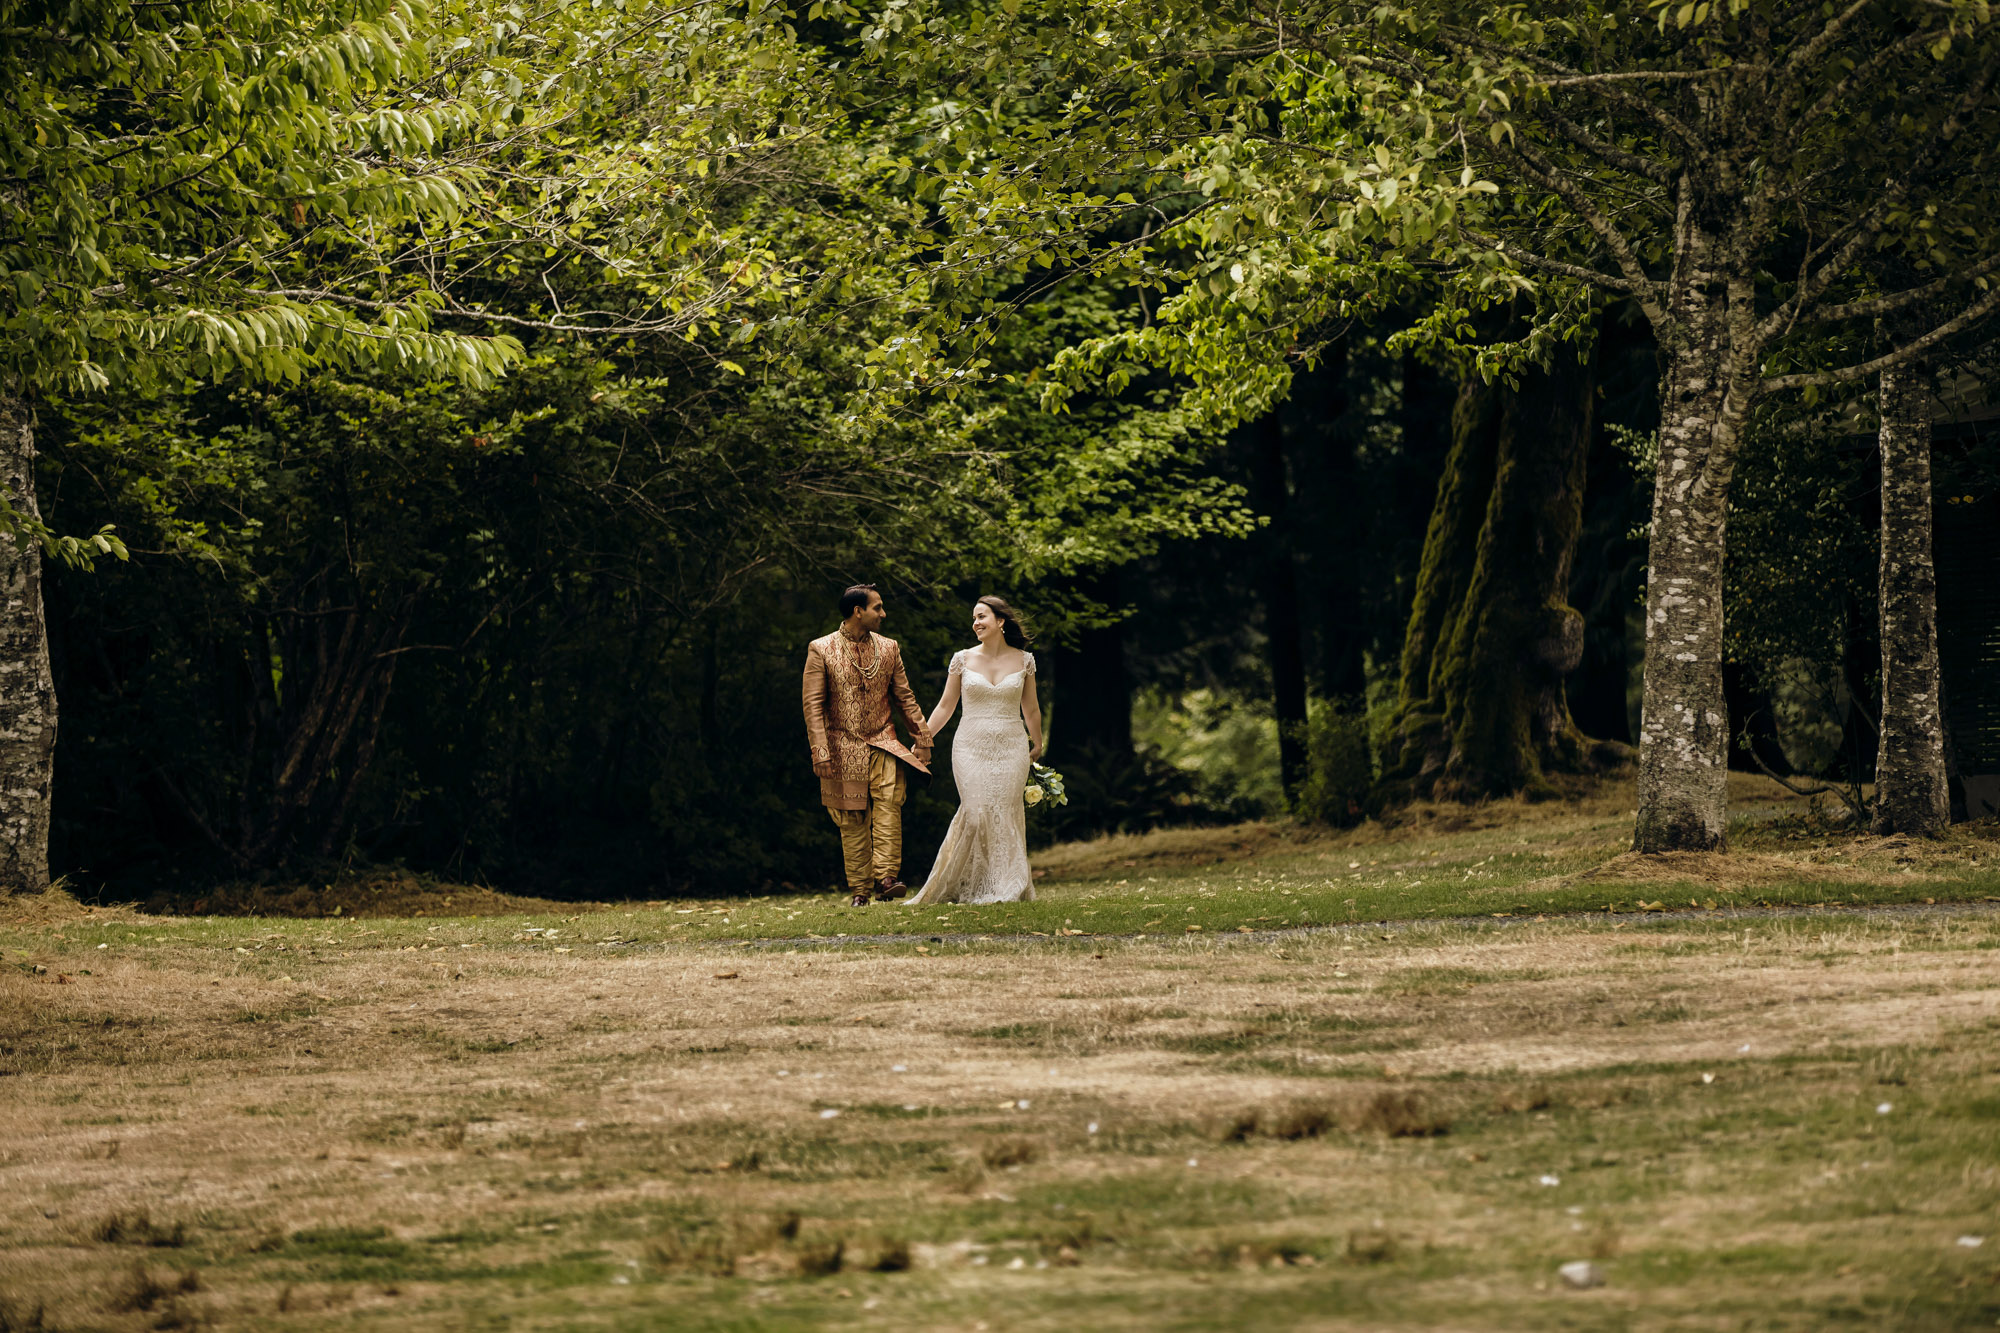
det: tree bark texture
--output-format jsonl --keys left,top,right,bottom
{"left": 1384, "top": 350, "right": 1602, "bottom": 800}
{"left": 1249, "top": 411, "right": 1308, "bottom": 803}
{"left": 1871, "top": 361, "right": 1949, "bottom": 837}
{"left": 0, "top": 395, "right": 54, "bottom": 893}
{"left": 1632, "top": 232, "right": 1745, "bottom": 853}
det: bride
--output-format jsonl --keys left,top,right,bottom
{"left": 908, "top": 596, "right": 1043, "bottom": 905}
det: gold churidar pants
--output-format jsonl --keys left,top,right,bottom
{"left": 828, "top": 747, "right": 906, "bottom": 895}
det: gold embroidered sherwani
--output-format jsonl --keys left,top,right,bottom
{"left": 803, "top": 628, "right": 931, "bottom": 896}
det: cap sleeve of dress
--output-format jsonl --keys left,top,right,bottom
{"left": 1022, "top": 651, "right": 1036, "bottom": 677}
{"left": 947, "top": 649, "right": 965, "bottom": 677}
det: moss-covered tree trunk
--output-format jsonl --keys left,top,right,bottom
{"left": 1383, "top": 349, "right": 1612, "bottom": 800}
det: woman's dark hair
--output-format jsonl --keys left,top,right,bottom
{"left": 839, "top": 583, "right": 879, "bottom": 619}
{"left": 977, "top": 595, "right": 1033, "bottom": 649}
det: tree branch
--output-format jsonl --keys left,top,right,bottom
{"left": 1779, "top": 0, "right": 1879, "bottom": 84}
{"left": 1762, "top": 280, "right": 2000, "bottom": 390}
{"left": 247, "top": 284, "right": 743, "bottom": 336}
{"left": 1477, "top": 124, "right": 1668, "bottom": 324}
{"left": 1780, "top": 26, "right": 1938, "bottom": 151}
{"left": 1536, "top": 104, "right": 1676, "bottom": 186}
{"left": 1753, "top": 50, "right": 2000, "bottom": 347}
{"left": 1809, "top": 252, "right": 2000, "bottom": 325}
{"left": 1542, "top": 69, "right": 1731, "bottom": 88}
{"left": 1461, "top": 229, "right": 1657, "bottom": 295}
{"left": 1439, "top": 28, "right": 1718, "bottom": 178}
{"left": 1738, "top": 720, "right": 1870, "bottom": 822}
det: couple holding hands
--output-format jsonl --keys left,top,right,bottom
{"left": 801, "top": 584, "right": 1041, "bottom": 908}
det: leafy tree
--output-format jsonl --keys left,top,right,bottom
{"left": 4, "top": 0, "right": 893, "bottom": 890}
{"left": 33, "top": 15, "right": 1263, "bottom": 891}
{"left": 0, "top": 0, "right": 527, "bottom": 891}
{"left": 854, "top": 0, "right": 2000, "bottom": 850}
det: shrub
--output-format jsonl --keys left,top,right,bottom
{"left": 1297, "top": 702, "right": 1375, "bottom": 826}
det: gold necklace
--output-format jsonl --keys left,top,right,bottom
{"left": 846, "top": 632, "right": 880, "bottom": 681}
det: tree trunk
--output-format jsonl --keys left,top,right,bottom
{"left": 1633, "top": 239, "right": 1743, "bottom": 853}
{"left": 0, "top": 394, "right": 55, "bottom": 893}
{"left": 1435, "top": 347, "right": 1598, "bottom": 797}
{"left": 1382, "top": 350, "right": 1602, "bottom": 799}
{"left": 1385, "top": 377, "right": 1501, "bottom": 788}
{"left": 1871, "top": 360, "right": 1949, "bottom": 836}
{"left": 1249, "top": 411, "right": 1308, "bottom": 804}
{"left": 221, "top": 589, "right": 417, "bottom": 867}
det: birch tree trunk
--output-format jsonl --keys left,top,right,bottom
{"left": 1633, "top": 237, "right": 1741, "bottom": 854}
{"left": 0, "top": 394, "right": 55, "bottom": 893}
{"left": 1871, "top": 360, "right": 1949, "bottom": 837}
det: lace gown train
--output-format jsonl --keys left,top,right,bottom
{"left": 909, "top": 650, "right": 1035, "bottom": 905}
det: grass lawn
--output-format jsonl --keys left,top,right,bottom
{"left": 2, "top": 774, "right": 1998, "bottom": 1330}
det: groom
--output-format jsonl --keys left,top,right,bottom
{"left": 802, "top": 584, "right": 933, "bottom": 906}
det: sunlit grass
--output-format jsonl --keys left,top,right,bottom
{"left": 8, "top": 787, "right": 1994, "bottom": 966}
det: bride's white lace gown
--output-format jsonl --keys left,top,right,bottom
{"left": 909, "top": 650, "right": 1035, "bottom": 905}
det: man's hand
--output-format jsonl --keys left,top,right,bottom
{"left": 812, "top": 753, "right": 836, "bottom": 778}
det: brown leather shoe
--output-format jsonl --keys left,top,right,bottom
{"left": 875, "top": 877, "right": 907, "bottom": 901}
{"left": 848, "top": 891, "right": 872, "bottom": 907}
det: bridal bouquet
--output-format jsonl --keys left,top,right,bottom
{"left": 1024, "top": 763, "right": 1068, "bottom": 810}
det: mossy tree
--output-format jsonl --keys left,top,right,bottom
{"left": 1382, "top": 346, "right": 1624, "bottom": 801}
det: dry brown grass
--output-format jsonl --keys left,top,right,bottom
{"left": 3, "top": 901, "right": 1998, "bottom": 1328}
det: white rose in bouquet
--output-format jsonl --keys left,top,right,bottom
{"left": 1024, "top": 784, "right": 1045, "bottom": 806}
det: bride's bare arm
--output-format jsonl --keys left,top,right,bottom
{"left": 1022, "top": 674, "right": 1043, "bottom": 761}
{"left": 926, "top": 673, "right": 963, "bottom": 737}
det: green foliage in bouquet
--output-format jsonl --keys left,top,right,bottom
{"left": 1024, "top": 764, "right": 1069, "bottom": 812}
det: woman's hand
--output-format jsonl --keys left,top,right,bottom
{"left": 1028, "top": 740, "right": 1043, "bottom": 762}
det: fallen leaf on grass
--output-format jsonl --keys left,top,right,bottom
{"left": 713, "top": 971, "right": 740, "bottom": 980}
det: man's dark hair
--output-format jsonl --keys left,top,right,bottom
{"left": 839, "top": 584, "right": 880, "bottom": 619}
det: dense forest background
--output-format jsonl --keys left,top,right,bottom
{"left": 43, "top": 317, "right": 1991, "bottom": 901}
{"left": 7, "top": 0, "right": 2000, "bottom": 902}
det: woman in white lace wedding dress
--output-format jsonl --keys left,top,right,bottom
{"left": 908, "top": 598, "right": 1044, "bottom": 905}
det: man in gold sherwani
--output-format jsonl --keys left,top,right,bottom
{"left": 803, "top": 585, "right": 933, "bottom": 906}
